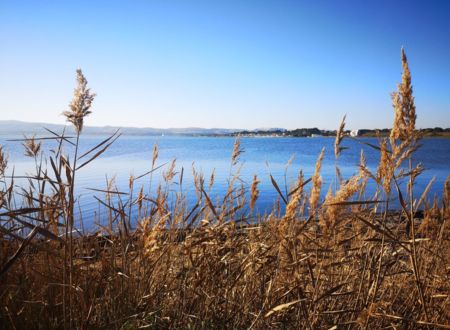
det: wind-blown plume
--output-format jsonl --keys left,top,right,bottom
{"left": 63, "top": 69, "right": 96, "bottom": 133}
{"left": 0, "top": 146, "right": 7, "bottom": 176}
{"left": 309, "top": 148, "right": 325, "bottom": 216}
{"left": 22, "top": 135, "right": 42, "bottom": 158}
{"left": 335, "top": 114, "right": 347, "bottom": 158}
{"left": 390, "top": 48, "right": 416, "bottom": 142}
{"left": 231, "top": 137, "right": 244, "bottom": 166}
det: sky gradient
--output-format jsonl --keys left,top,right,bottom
{"left": 1, "top": 0, "right": 449, "bottom": 130}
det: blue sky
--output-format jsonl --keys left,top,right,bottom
{"left": 1, "top": 0, "right": 449, "bottom": 129}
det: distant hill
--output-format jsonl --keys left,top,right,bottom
{"left": 3, "top": 120, "right": 447, "bottom": 138}
{"left": 0, "top": 120, "right": 243, "bottom": 136}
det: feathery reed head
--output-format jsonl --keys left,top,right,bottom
{"left": 321, "top": 173, "right": 362, "bottom": 230}
{"left": 444, "top": 175, "right": 450, "bottom": 216}
{"left": 377, "top": 138, "right": 393, "bottom": 195}
{"left": 390, "top": 47, "right": 416, "bottom": 141}
{"left": 231, "top": 136, "right": 244, "bottom": 166}
{"left": 209, "top": 169, "right": 216, "bottom": 190}
{"left": 63, "top": 69, "right": 96, "bottom": 134}
{"left": 250, "top": 174, "right": 260, "bottom": 211}
{"left": 0, "top": 145, "right": 7, "bottom": 176}
{"left": 22, "top": 135, "right": 42, "bottom": 158}
{"left": 137, "top": 186, "right": 144, "bottom": 211}
{"left": 152, "top": 143, "right": 159, "bottom": 168}
{"left": 163, "top": 159, "right": 176, "bottom": 182}
{"left": 334, "top": 114, "right": 347, "bottom": 158}
{"left": 309, "top": 148, "right": 325, "bottom": 215}
{"left": 283, "top": 172, "right": 304, "bottom": 222}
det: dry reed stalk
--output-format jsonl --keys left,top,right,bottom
{"left": 137, "top": 186, "right": 144, "bottom": 213}
{"left": 0, "top": 146, "right": 7, "bottom": 176}
{"left": 320, "top": 173, "right": 362, "bottom": 230}
{"left": 282, "top": 187, "right": 300, "bottom": 224}
{"left": 231, "top": 136, "right": 244, "bottom": 166}
{"left": 376, "top": 138, "right": 393, "bottom": 195}
{"left": 250, "top": 175, "right": 260, "bottom": 211}
{"left": 163, "top": 159, "right": 176, "bottom": 182}
{"left": 444, "top": 175, "right": 450, "bottom": 217}
{"left": 22, "top": 135, "right": 42, "bottom": 158}
{"left": 357, "top": 150, "right": 369, "bottom": 201}
{"left": 309, "top": 148, "right": 324, "bottom": 217}
{"left": 335, "top": 166, "right": 343, "bottom": 187}
{"left": 209, "top": 169, "right": 216, "bottom": 190}
{"left": 282, "top": 172, "right": 304, "bottom": 223}
{"left": 63, "top": 69, "right": 96, "bottom": 328}
{"left": 152, "top": 143, "right": 159, "bottom": 168}
{"left": 334, "top": 114, "right": 346, "bottom": 158}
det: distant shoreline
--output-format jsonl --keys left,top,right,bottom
{"left": 0, "top": 120, "right": 449, "bottom": 138}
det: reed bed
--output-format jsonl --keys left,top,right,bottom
{"left": 0, "top": 50, "right": 449, "bottom": 329}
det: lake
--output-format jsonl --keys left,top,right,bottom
{"left": 1, "top": 135, "right": 449, "bottom": 228}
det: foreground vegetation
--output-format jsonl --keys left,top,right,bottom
{"left": 0, "top": 49, "right": 449, "bottom": 329}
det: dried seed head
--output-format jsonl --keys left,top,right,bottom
{"left": 209, "top": 169, "right": 216, "bottom": 190}
{"left": 250, "top": 175, "right": 260, "bottom": 211}
{"left": 156, "top": 185, "right": 167, "bottom": 217}
{"left": 63, "top": 69, "right": 96, "bottom": 133}
{"left": 231, "top": 137, "right": 244, "bottom": 166}
{"left": 335, "top": 166, "right": 343, "bottom": 187}
{"left": 359, "top": 150, "right": 366, "bottom": 175}
{"left": 334, "top": 114, "right": 346, "bottom": 158}
{"left": 0, "top": 191, "right": 4, "bottom": 208}
{"left": 283, "top": 189, "right": 300, "bottom": 223}
{"left": 358, "top": 150, "right": 369, "bottom": 198}
{"left": 137, "top": 186, "right": 144, "bottom": 211}
{"left": 377, "top": 139, "right": 393, "bottom": 195}
{"left": 309, "top": 148, "right": 325, "bottom": 216}
{"left": 105, "top": 176, "right": 116, "bottom": 200}
{"left": 407, "top": 163, "right": 424, "bottom": 194}
{"left": 129, "top": 175, "right": 134, "bottom": 190}
{"left": 152, "top": 143, "right": 159, "bottom": 168}
{"left": 390, "top": 48, "right": 416, "bottom": 141}
{"left": 285, "top": 155, "right": 295, "bottom": 169}
{"left": 283, "top": 172, "right": 304, "bottom": 222}
{"left": 444, "top": 175, "right": 450, "bottom": 216}
{"left": 192, "top": 165, "right": 205, "bottom": 197}
{"left": 163, "top": 159, "right": 176, "bottom": 182}
{"left": 0, "top": 145, "right": 7, "bottom": 176}
{"left": 22, "top": 135, "right": 42, "bottom": 158}
{"left": 321, "top": 173, "right": 362, "bottom": 230}
{"left": 358, "top": 150, "right": 376, "bottom": 182}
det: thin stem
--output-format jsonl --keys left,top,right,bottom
{"left": 68, "top": 132, "right": 80, "bottom": 329}
{"left": 408, "top": 156, "right": 429, "bottom": 322}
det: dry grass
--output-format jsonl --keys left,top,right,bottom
{"left": 0, "top": 49, "right": 449, "bottom": 329}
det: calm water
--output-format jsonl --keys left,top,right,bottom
{"left": 1, "top": 135, "right": 449, "bottom": 228}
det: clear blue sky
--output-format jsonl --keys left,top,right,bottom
{"left": 1, "top": 0, "right": 449, "bottom": 129}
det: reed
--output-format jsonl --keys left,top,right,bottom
{"left": 0, "top": 49, "right": 449, "bottom": 329}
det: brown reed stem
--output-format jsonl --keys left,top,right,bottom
{"left": 408, "top": 156, "right": 429, "bottom": 322}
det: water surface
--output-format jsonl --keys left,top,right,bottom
{"left": 1, "top": 135, "right": 449, "bottom": 228}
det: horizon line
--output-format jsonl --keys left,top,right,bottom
{"left": 1, "top": 119, "right": 449, "bottom": 132}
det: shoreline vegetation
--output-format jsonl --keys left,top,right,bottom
{"left": 1, "top": 120, "right": 449, "bottom": 138}
{"left": 1, "top": 49, "right": 449, "bottom": 329}
{"left": 220, "top": 127, "right": 450, "bottom": 138}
